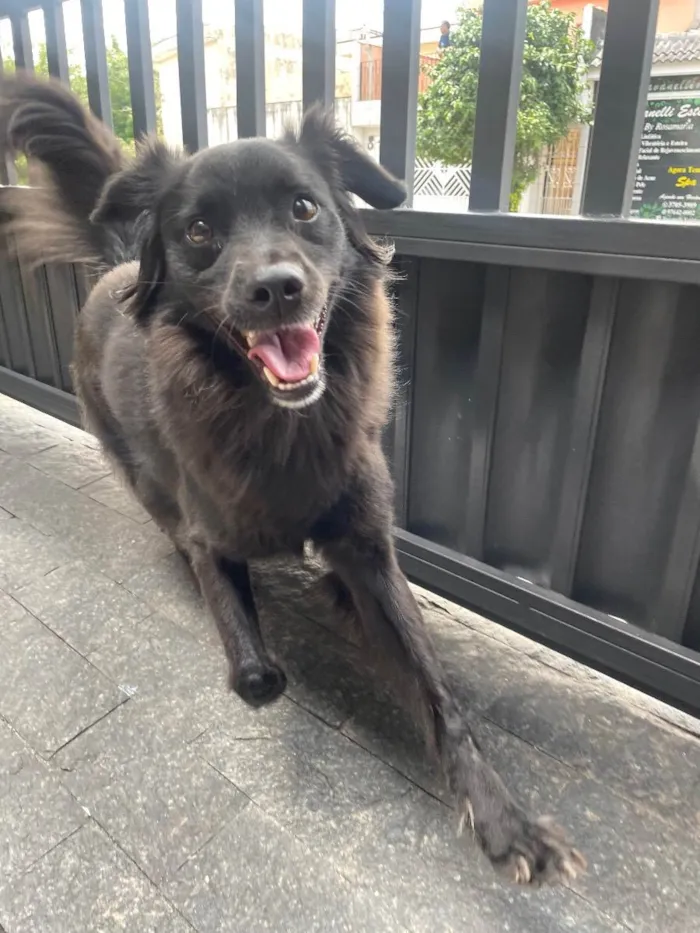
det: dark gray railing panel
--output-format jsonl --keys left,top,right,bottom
{"left": 379, "top": 0, "right": 420, "bottom": 202}
{"left": 43, "top": 1, "right": 69, "bottom": 81}
{"left": 0, "top": 365, "right": 81, "bottom": 426}
{"left": 572, "top": 279, "right": 700, "bottom": 626}
{"left": 80, "top": 0, "right": 113, "bottom": 127}
{"left": 550, "top": 277, "right": 617, "bottom": 597}
{"left": 124, "top": 0, "right": 157, "bottom": 138}
{"left": 655, "top": 411, "right": 700, "bottom": 643}
{"left": 176, "top": 0, "right": 208, "bottom": 150}
{"left": 464, "top": 265, "right": 508, "bottom": 560}
{"left": 17, "top": 260, "right": 62, "bottom": 388}
{"left": 468, "top": 0, "right": 527, "bottom": 212}
{"left": 582, "top": 0, "right": 659, "bottom": 217}
{"left": 406, "top": 258, "right": 485, "bottom": 552}
{"left": 43, "top": 264, "right": 80, "bottom": 392}
{"left": 395, "top": 526, "right": 700, "bottom": 715}
{"left": 0, "top": 251, "right": 36, "bottom": 379}
{"left": 234, "top": 0, "right": 265, "bottom": 137}
{"left": 0, "top": 293, "right": 9, "bottom": 368}
{"left": 481, "top": 268, "right": 591, "bottom": 581}
{"left": 302, "top": 0, "right": 335, "bottom": 111}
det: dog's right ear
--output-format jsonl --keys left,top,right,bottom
{"left": 296, "top": 106, "right": 406, "bottom": 210}
{"left": 91, "top": 137, "right": 183, "bottom": 225}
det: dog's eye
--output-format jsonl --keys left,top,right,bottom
{"left": 292, "top": 197, "right": 319, "bottom": 222}
{"left": 186, "top": 219, "right": 214, "bottom": 245}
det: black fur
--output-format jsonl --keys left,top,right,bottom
{"left": 0, "top": 74, "right": 585, "bottom": 886}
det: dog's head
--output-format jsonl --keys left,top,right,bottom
{"left": 91, "top": 109, "right": 405, "bottom": 410}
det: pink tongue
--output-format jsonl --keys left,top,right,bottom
{"left": 248, "top": 325, "right": 320, "bottom": 383}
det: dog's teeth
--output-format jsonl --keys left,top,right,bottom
{"left": 263, "top": 367, "right": 280, "bottom": 387}
{"left": 309, "top": 354, "right": 319, "bottom": 376}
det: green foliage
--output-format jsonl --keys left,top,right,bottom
{"left": 416, "top": 1, "right": 595, "bottom": 210}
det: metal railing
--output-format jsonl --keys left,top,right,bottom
{"left": 3, "top": 0, "right": 700, "bottom": 716}
{"left": 0, "top": 0, "right": 660, "bottom": 211}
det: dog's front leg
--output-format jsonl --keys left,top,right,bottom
{"left": 313, "top": 482, "right": 585, "bottom": 886}
{"left": 188, "top": 544, "right": 286, "bottom": 706}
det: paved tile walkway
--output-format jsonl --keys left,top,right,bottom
{"left": 1, "top": 392, "right": 699, "bottom": 932}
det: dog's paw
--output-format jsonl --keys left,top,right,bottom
{"left": 233, "top": 663, "right": 287, "bottom": 707}
{"left": 483, "top": 813, "right": 586, "bottom": 887}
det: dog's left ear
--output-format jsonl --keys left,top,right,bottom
{"left": 90, "top": 139, "right": 183, "bottom": 319}
{"left": 296, "top": 106, "right": 406, "bottom": 210}
{"left": 91, "top": 138, "right": 184, "bottom": 225}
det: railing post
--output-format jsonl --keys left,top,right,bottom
{"left": 10, "top": 7, "right": 34, "bottom": 72}
{"left": 80, "top": 0, "right": 113, "bottom": 128}
{"left": 379, "top": 0, "right": 421, "bottom": 204}
{"left": 42, "top": 1, "right": 70, "bottom": 82}
{"left": 176, "top": 0, "right": 208, "bottom": 151}
{"left": 124, "top": 0, "right": 157, "bottom": 138}
{"left": 235, "top": 0, "right": 266, "bottom": 138}
{"left": 302, "top": 0, "right": 335, "bottom": 111}
{"left": 582, "top": 0, "right": 660, "bottom": 217}
{"left": 468, "top": 0, "right": 528, "bottom": 213}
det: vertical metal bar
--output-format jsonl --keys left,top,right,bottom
{"left": 234, "top": 0, "right": 266, "bottom": 137}
{"left": 550, "top": 277, "right": 618, "bottom": 595}
{"left": 6, "top": 17, "right": 31, "bottom": 191}
{"left": 302, "top": 0, "right": 335, "bottom": 111}
{"left": 468, "top": 0, "right": 527, "bottom": 213}
{"left": 582, "top": 0, "right": 659, "bottom": 217}
{"left": 379, "top": 0, "right": 421, "bottom": 203}
{"left": 0, "top": 272, "right": 11, "bottom": 368}
{"left": 17, "top": 260, "right": 62, "bottom": 388}
{"left": 0, "top": 256, "right": 23, "bottom": 371}
{"left": 43, "top": 1, "right": 70, "bottom": 82}
{"left": 390, "top": 257, "right": 419, "bottom": 528}
{"left": 0, "top": 246, "right": 37, "bottom": 379}
{"left": 80, "top": 0, "right": 113, "bottom": 127}
{"left": 464, "top": 265, "right": 509, "bottom": 559}
{"left": 74, "top": 266, "right": 92, "bottom": 309}
{"left": 0, "top": 45, "right": 17, "bottom": 185}
{"left": 124, "top": 0, "right": 157, "bottom": 138}
{"left": 44, "top": 264, "right": 78, "bottom": 392}
{"left": 176, "top": 0, "right": 208, "bottom": 151}
{"left": 11, "top": 9, "right": 34, "bottom": 72}
{"left": 653, "top": 420, "right": 700, "bottom": 642}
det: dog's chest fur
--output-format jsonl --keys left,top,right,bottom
{"left": 144, "top": 317, "right": 386, "bottom": 557}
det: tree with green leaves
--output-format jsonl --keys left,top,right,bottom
{"left": 416, "top": 1, "right": 595, "bottom": 210}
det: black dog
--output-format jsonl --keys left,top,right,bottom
{"left": 0, "top": 74, "right": 585, "bottom": 885}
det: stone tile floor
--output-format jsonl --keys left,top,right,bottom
{"left": 1, "top": 392, "right": 699, "bottom": 932}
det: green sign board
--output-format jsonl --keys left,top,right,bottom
{"left": 632, "top": 96, "right": 700, "bottom": 221}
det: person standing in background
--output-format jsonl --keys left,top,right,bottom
{"left": 438, "top": 20, "right": 451, "bottom": 51}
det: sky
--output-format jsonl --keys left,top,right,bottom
{"left": 0, "top": 1, "right": 464, "bottom": 66}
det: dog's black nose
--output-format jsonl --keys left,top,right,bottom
{"left": 248, "top": 264, "right": 305, "bottom": 311}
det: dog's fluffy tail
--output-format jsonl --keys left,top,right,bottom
{"left": 0, "top": 72, "right": 126, "bottom": 268}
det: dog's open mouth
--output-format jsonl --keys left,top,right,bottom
{"left": 242, "top": 309, "right": 326, "bottom": 408}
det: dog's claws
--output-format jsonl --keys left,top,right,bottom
{"left": 514, "top": 855, "right": 532, "bottom": 885}
{"left": 457, "top": 798, "right": 474, "bottom": 836}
